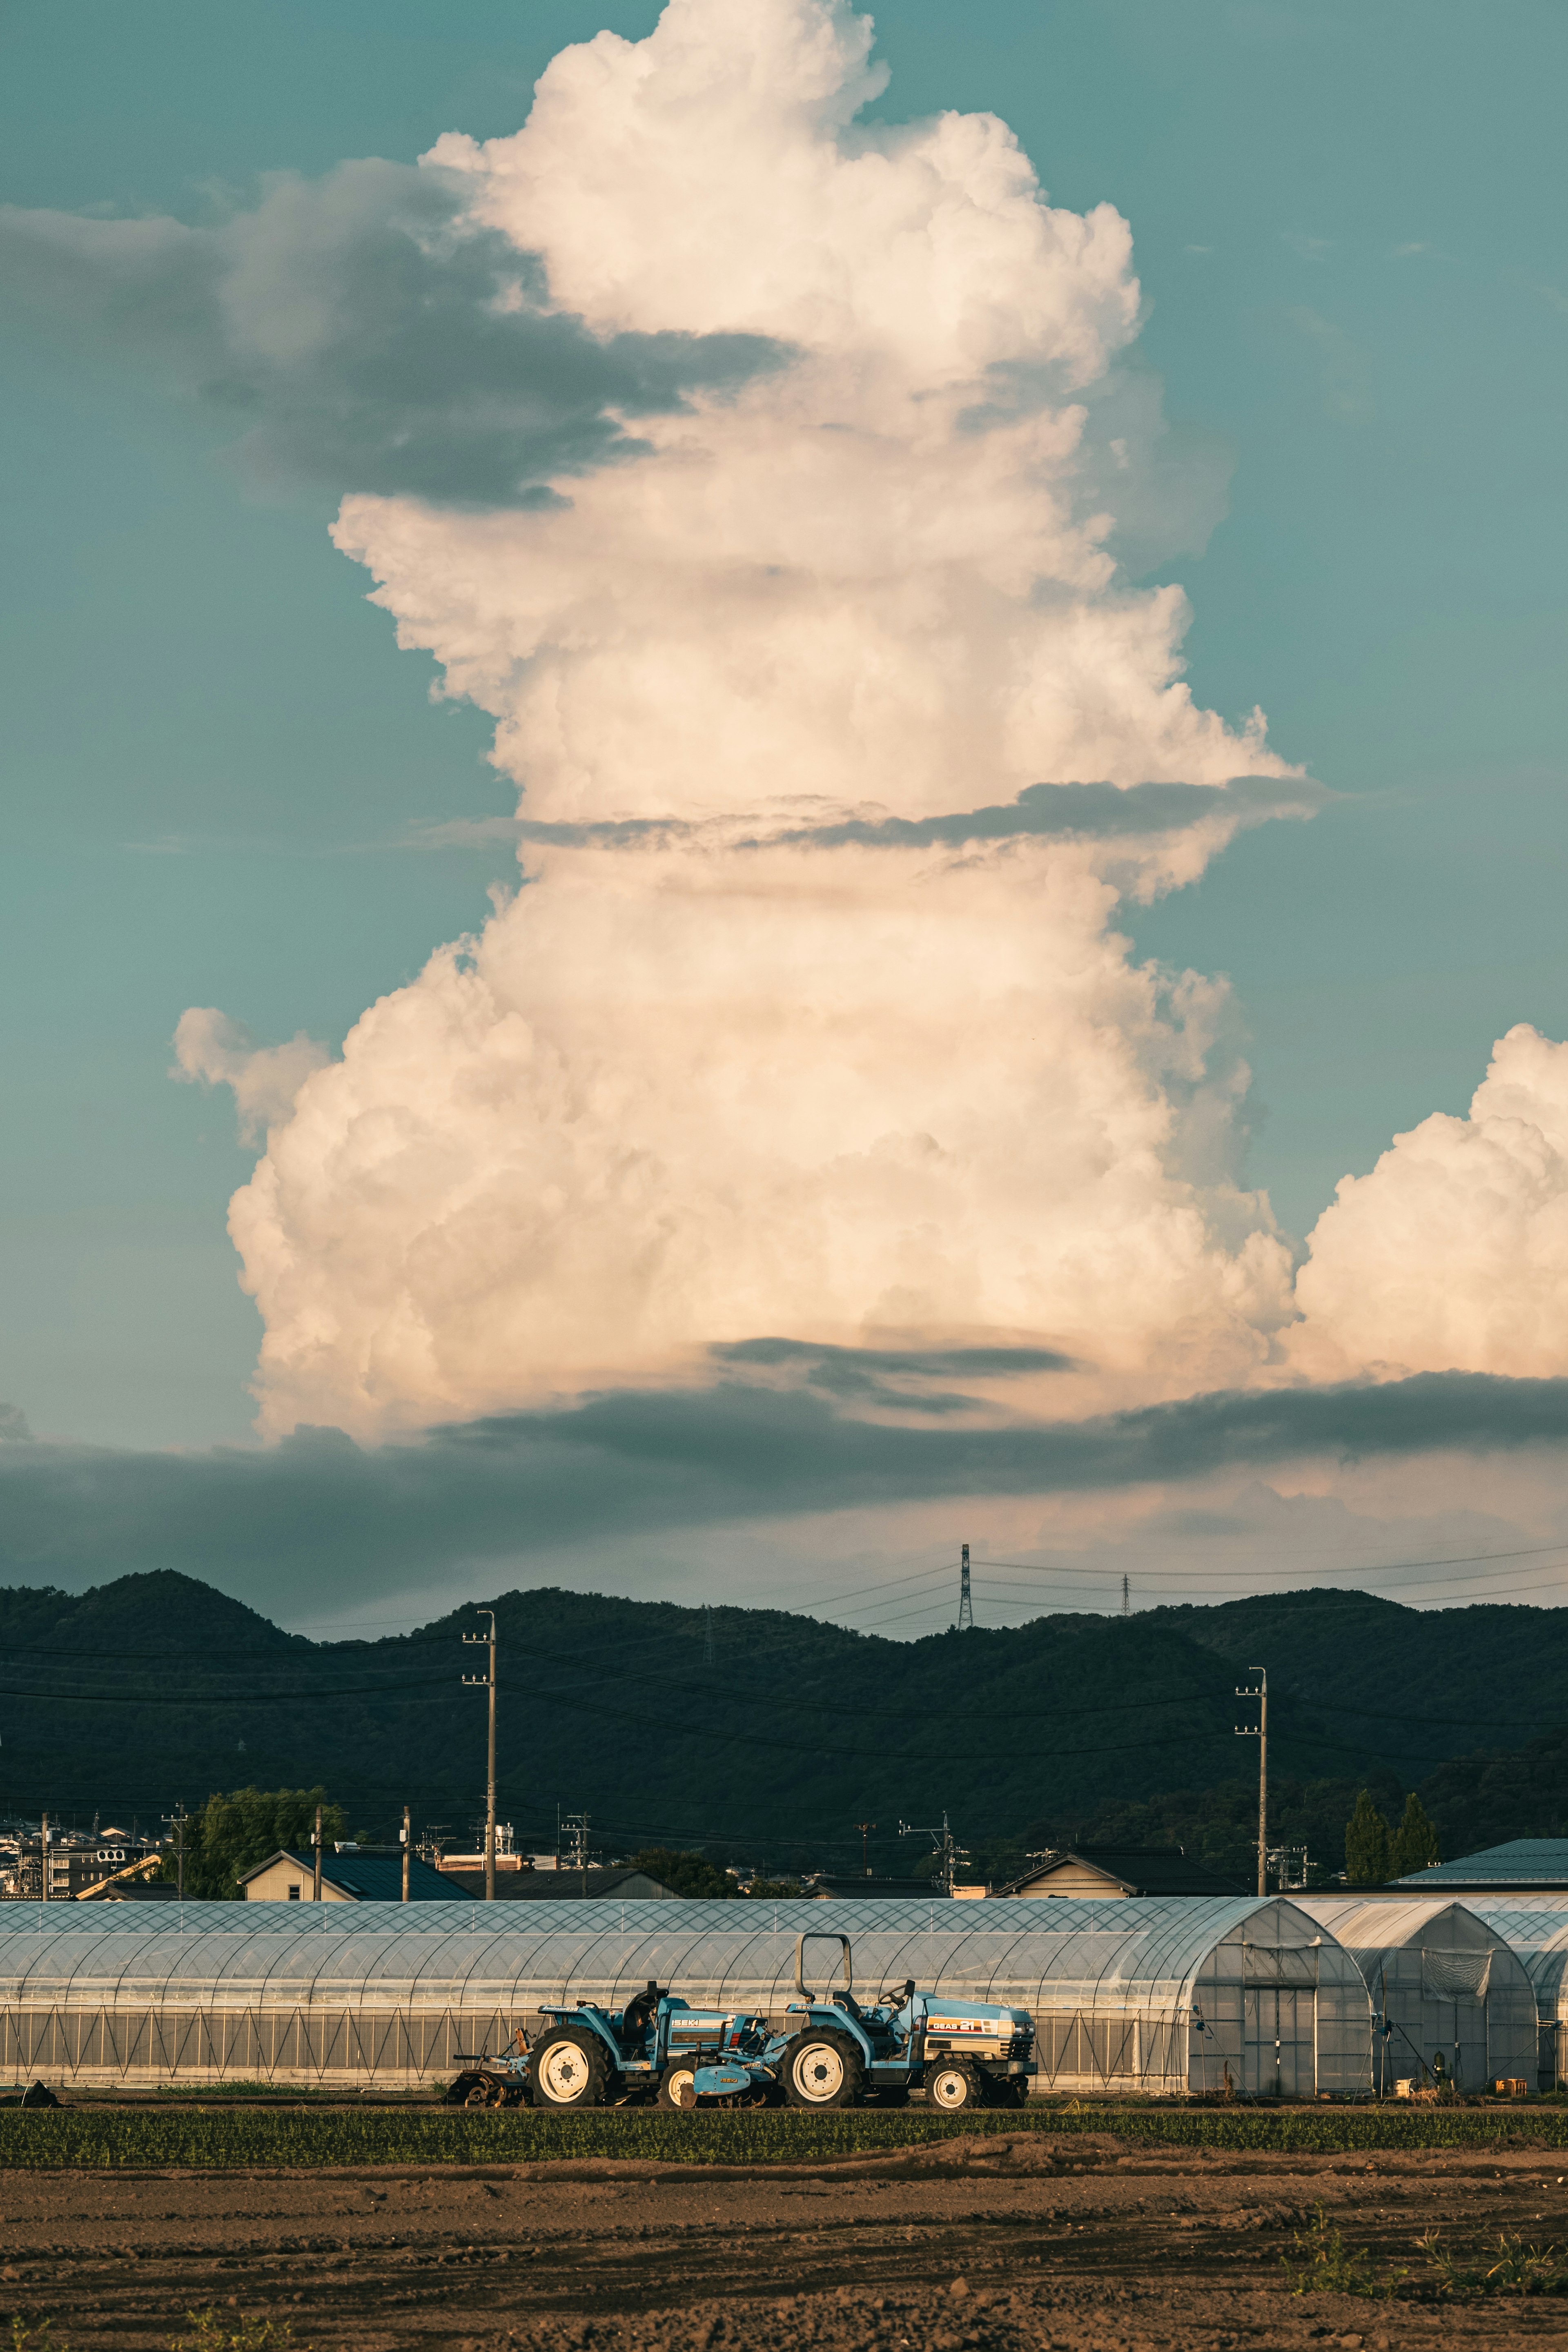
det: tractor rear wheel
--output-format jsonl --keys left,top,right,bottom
{"left": 530, "top": 2025, "right": 614, "bottom": 2109}
{"left": 926, "top": 2060, "right": 982, "bottom": 2112}
{"left": 782, "top": 2029, "right": 864, "bottom": 2109}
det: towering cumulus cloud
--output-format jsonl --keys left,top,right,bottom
{"left": 199, "top": 0, "right": 1316, "bottom": 1437}
{"left": 1294, "top": 1025, "right": 1568, "bottom": 1381}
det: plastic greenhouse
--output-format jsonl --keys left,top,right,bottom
{"left": 1470, "top": 1906, "right": 1568, "bottom": 2088}
{"left": 0, "top": 1896, "right": 1370, "bottom": 2096}
{"left": 1298, "top": 1897, "right": 1538, "bottom": 2095}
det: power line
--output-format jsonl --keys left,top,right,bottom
{"left": 0, "top": 1674, "right": 456, "bottom": 1705}
{"left": 972, "top": 1541, "right": 1568, "bottom": 1586}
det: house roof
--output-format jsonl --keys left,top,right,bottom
{"left": 996, "top": 1845, "right": 1250, "bottom": 1898}
{"left": 434, "top": 1866, "right": 680, "bottom": 1901}
{"left": 805, "top": 1876, "right": 931, "bottom": 1900}
{"left": 239, "top": 1849, "right": 472, "bottom": 1901}
{"left": 1394, "top": 1840, "right": 1568, "bottom": 1890}
{"left": 76, "top": 1878, "right": 183, "bottom": 1902}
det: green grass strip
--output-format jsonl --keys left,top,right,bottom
{"left": 3, "top": 2105, "right": 1568, "bottom": 2169}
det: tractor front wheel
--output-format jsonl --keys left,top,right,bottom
{"left": 925, "top": 2060, "right": 983, "bottom": 2112}
{"left": 530, "top": 2025, "right": 614, "bottom": 2109}
{"left": 782, "top": 2029, "right": 864, "bottom": 2110}
{"left": 657, "top": 2064, "right": 698, "bottom": 2109}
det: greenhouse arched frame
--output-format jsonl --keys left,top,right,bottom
{"left": 0, "top": 1895, "right": 1370, "bottom": 2097}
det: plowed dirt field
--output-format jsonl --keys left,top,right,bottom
{"left": 8, "top": 2132, "right": 1568, "bottom": 2351}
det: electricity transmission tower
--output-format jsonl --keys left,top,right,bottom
{"left": 957, "top": 1543, "right": 973, "bottom": 1630}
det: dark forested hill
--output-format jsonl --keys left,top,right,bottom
{"left": 0, "top": 1572, "right": 1564, "bottom": 1881}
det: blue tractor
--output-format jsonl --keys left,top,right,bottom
{"left": 524, "top": 1931, "right": 1035, "bottom": 2113}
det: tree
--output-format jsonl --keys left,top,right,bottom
{"left": 744, "top": 1877, "right": 804, "bottom": 1899}
{"left": 1389, "top": 1791, "right": 1441, "bottom": 1878}
{"left": 1345, "top": 1788, "right": 1392, "bottom": 1884}
{"left": 157, "top": 1786, "right": 345, "bottom": 1900}
{"left": 626, "top": 1847, "right": 738, "bottom": 1899}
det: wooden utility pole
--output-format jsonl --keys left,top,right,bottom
{"left": 401, "top": 1804, "right": 411, "bottom": 1903}
{"left": 1234, "top": 1668, "right": 1268, "bottom": 1896}
{"left": 463, "top": 1610, "right": 498, "bottom": 1900}
{"left": 313, "top": 1803, "right": 323, "bottom": 1902}
{"left": 161, "top": 1803, "right": 188, "bottom": 1900}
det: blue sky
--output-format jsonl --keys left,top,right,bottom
{"left": 3, "top": 0, "right": 1567, "bottom": 1459}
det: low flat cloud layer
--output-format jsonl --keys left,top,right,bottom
{"left": 2, "top": 1370, "right": 1564, "bottom": 1623}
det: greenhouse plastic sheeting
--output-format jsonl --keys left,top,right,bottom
{"left": 1296, "top": 1897, "right": 1538, "bottom": 2095}
{"left": 1471, "top": 1907, "right": 1568, "bottom": 2089}
{"left": 0, "top": 1896, "right": 1370, "bottom": 2095}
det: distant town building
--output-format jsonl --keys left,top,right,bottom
{"left": 433, "top": 1821, "right": 525, "bottom": 1873}
{"left": 437, "top": 1864, "right": 683, "bottom": 1901}
{"left": 241, "top": 1849, "right": 472, "bottom": 1902}
{"left": 0, "top": 1832, "right": 163, "bottom": 1903}
{"left": 993, "top": 1845, "right": 1249, "bottom": 1899}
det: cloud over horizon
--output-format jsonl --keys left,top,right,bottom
{"left": 3, "top": 1366, "right": 1567, "bottom": 1623}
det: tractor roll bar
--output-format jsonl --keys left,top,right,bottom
{"left": 795, "top": 1931, "right": 852, "bottom": 2002}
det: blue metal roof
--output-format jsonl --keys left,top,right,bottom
{"left": 1395, "top": 1840, "right": 1568, "bottom": 1887}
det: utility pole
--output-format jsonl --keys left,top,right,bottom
{"left": 957, "top": 1544, "right": 973, "bottom": 1631}
{"left": 40, "top": 1811, "right": 49, "bottom": 1905}
{"left": 856, "top": 1820, "right": 876, "bottom": 1877}
{"left": 900, "top": 1811, "right": 960, "bottom": 1896}
{"left": 401, "top": 1805, "right": 410, "bottom": 1904}
{"left": 313, "top": 1802, "right": 323, "bottom": 1902}
{"left": 463, "top": 1609, "right": 498, "bottom": 1901}
{"left": 562, "top": 1811, "right": 590, "bottom": 1894}
{"left": 162, "top": 1802, "right": 188, "bottom": 1901}
{"left": 1235, "top": 1668, "right": 1268, "bottom": 1897}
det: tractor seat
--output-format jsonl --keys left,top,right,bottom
{"left": 620, "top": 1981, "right": 662, "bottom": 2042}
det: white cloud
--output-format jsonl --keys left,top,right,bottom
{"left": 173, "top": 1008, "right": 330, "bottom": 1146}
{"left": 182, "top": 0, "right": 1311, "bottom": 1440}
{"left": 1294, "top": 1025, "right": 1568, "bottom": 1380}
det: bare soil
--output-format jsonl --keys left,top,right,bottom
{"left": 9, "top": 2135, "right": 1568, "bottom": 2352}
